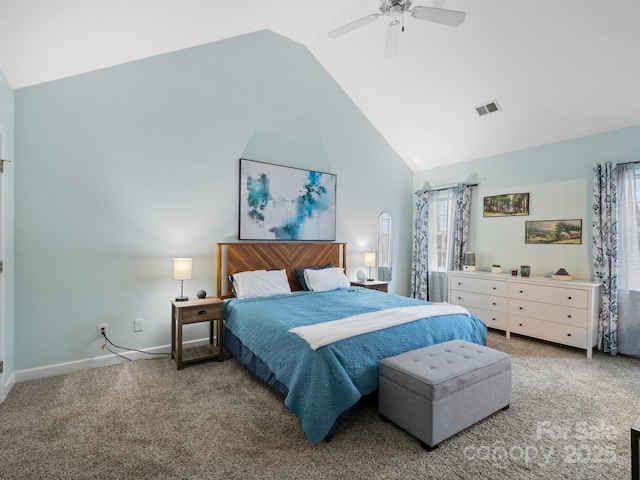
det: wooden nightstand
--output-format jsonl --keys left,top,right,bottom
{"left": 350, "top": 281, "right": 389, "bottom": 293}
{"left": 171, "top": 297, "right": 224, "bottom": 370}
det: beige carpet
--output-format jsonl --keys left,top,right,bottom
{"left": 0, "top": 331, "right": 638, "bottom": 480}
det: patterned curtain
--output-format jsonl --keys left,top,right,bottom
{"left": 615, "top": 163, "right": 640, "bottom": 356}
{"left": 592, "top": 162, "right": 618, "bottom": 355}
{"left": 452, "top": 183, "right": 472, "bottom": 271}
{"left": 411, "top": 189, "right": 433, "bottom": 300}
{"left": 411, "top": 183, "right": 472, "bottom": 301}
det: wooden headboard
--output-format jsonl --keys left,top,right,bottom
{"left": 216, "top": 242, "right": 347, "bottom": 299}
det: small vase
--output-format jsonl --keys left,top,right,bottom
{"left": 491, "top": 267, "right": 502, "bottom": 274}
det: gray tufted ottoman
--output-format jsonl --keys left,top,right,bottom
{"left": 378, "top": 339, "right": 511, "bottom": 450}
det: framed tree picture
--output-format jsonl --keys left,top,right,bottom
{"left": 525, "top": 219, "right": 582, "bottom": 244}
{"left": 239, "top": 159, "right": 337, "bottom": 241}
{"left": 483, "top": 193, "right": 529, "bottom": 217}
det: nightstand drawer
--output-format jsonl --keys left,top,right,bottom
{"left": 181, "top": 303, "right": 222, "bottom": 323}
{"left": 350, "top": 281, "right": 389, "bottom": 292}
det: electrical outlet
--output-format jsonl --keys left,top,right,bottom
{"left": 97, "top": 323, "right": 108, "bottom": 337}
{"left": 133, "top": 318, "right": 143, "bottom": 332}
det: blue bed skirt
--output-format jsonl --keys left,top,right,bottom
{"left": 224, "top": 328, "right": 288, "bottom": 396}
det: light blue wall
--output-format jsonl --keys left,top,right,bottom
{"left": 414, "top": 125, "right": 640, "bottom": 280}
{"left": 0, "top": 69, "right": 15, "bottom": 385}
{"left": 14, "top": 31, "right": 413, "bottom": 371}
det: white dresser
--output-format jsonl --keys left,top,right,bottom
{"left": 448, "top": 271, "right": 602, "bottom": 358}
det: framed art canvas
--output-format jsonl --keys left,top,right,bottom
{"left": 525, "top": 219, "right": 582, "bottom": 244}
{"left": 239, "top": 159, "right": 337, "bottom": 241}
{"left": 483, "top": 193, "right": 529, "bottom": 217}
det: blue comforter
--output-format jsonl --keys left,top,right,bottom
{"left": 223, "top": 287, "right": 487, "bottom": 444}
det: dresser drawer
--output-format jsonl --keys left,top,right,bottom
{"left": 510, "top": 315, "right": 589, "bottom": 349}
{"left": 180, "top": 303, "right": 222, "bottom": 324}
{"left": 450, "top": 290, "right": 507, "bottom": 313}
{"left": 449, "top": 275, "right": 508, "bottom": 296}
{"left": 509, "top": 299, "right": 587, "bottom": 328}
{"left": 509, "top": 283, "right": 588, "bottom": 308}
{"left": 464, "top": 306, "right": 507, "bottom": 331}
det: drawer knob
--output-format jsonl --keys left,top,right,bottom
{"left": 519, "top": 323, "right": 523, "bottom": 326}
{"left": 519, "top": 290, "right": 523, "bottom": 293}
{"left": 567, "top": 315, "right": 572, "bottom": 318}
{"left": 492, "top": 287, "right": 496, "bottom": 290}
{"left": 567, "top": 333, "right": 572, "bottom": 337}
{"left": 492, "top": 302, "right": 497, "bottom": 306}
{"left": 568, "top": 296, "right": 572, "bottom": 300}
{"left": 197, "top": 310, "right": 207, "bottom": 315}
{"left": 458, "top": 282, "right": 462, "bottom": 285}
{"left": 519, "top": 307, "right": 523, "bottom": 310}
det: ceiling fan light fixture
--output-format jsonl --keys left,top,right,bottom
{"left": 380, "top": 0, "right": 412, "bottom": 15}
{"left": 389, "top": 4, "right": 404, "bottom": 18}
{"left": 329, "top": 0, "right": 466, "bottom": 58}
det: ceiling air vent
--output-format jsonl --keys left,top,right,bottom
{"left": 475, "top": 100, "right": 501, "bottom": 117}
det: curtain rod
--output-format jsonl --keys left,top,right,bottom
{"left": 415, "top": 183, "right": 478, "bottom": 195}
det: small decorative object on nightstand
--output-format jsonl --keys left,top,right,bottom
{"left": 171, "top": 296, "right": 225, "bottom": 370}
{"left": 350, "top": 280, "right": 389, "bottom": 293}
{"left": 356, "top": 270, "right": 367, "bottom": 283}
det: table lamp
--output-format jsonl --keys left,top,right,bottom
{"left": 364, "top": 252, "right": 376, "bottom": 281}
{"left": 173, "top": 258, "right": 192, "bottom": 301}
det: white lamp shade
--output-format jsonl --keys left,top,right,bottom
{"left": 173, "top": 258, "right": 192, "bottom": 280}
{"left": 363, "top": 252, "right": 376, "bottom": 267}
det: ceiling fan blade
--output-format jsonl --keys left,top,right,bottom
{"left": 328, "top": 13, "right": 381, "bottom": 39}
{"left": 410, "top": 6, "right": 466, "bottom": 27}
{"left": 384, "top": 20, "right": 401, "bottom": 59}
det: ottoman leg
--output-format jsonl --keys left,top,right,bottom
{"left": 421, "top": 441, "right": 439, "bottom": 452}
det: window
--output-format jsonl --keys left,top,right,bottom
{"left": 412, "top": 184, "right": 471, "bottom": 302}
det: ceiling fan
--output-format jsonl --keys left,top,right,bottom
{"left": 328, "top": 0, "right": 466, "bottom": 58}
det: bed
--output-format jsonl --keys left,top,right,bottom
{"left": 216, "top": 242, "right": 487, "bottom": 444}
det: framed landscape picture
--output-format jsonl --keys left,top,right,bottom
{"left": 525, "top": 219, "right": 582, "bottom": 244}
{"left": 239, "top": 159, "right": 337, "bottom": 241}
{"left": 483, "top": 193, "right": 529, "bottom": 217}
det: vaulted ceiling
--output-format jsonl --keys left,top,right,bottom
{"left": 1, "top": 0, "right": 638, "bottom": 171}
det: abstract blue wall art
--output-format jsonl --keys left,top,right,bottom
{"left": 239, "top": 159, "right": 337, "bottom": 241}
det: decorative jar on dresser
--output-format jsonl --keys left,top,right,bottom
{"left": 448, "top": 271, "right": 602, "bottom": 359}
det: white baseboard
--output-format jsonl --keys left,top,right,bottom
{"left": 13, "top": 337, "right": 212, "bottom": 384}
{"left": 1, "top": 371, "right": 16, "bottom": 404}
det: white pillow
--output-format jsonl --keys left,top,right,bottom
{"left": 232, "top": 269, "right": 292, "bottom": 299}
{"left": 304, "top": 267, "right": 350, "bottom": 292}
